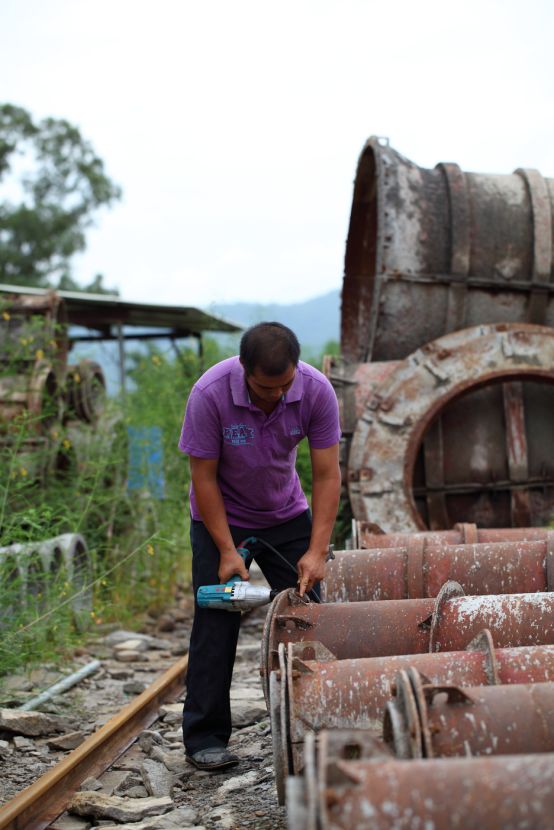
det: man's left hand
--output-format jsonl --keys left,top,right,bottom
{"left": 296, "top": 548, "right": 327, "bottom": 597}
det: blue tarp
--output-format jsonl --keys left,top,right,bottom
{"left": 127, "top": 426, "right": 165, "bottom": 499}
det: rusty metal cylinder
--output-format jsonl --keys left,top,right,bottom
{"left": 342, "top": 137, "right": 554, "bottom": 363}
{"left": 261, "top": 585, "right": 554, "bottom": 698}
{"left": 0, "top": 360, "right": 61, "bottom": 434}
{"left": 356, "top": 522, "right": 553, "bottom": 548}
{"left": 345, "top": 323, "right": 554, "bottom": 531}
{"left": 322, "top": 538, "right": 554, "bottom": 602}
{"left": 294, "top": 730, "right": 554, "bottom": 830}
{"left": 275, "top": 638, "right": 554, "bottom": 793}
{"left": 65, "top": 360, "right": 106, "bottom": 424}
{"left": 386, "top": 671, "right": 554, "bottom": 760}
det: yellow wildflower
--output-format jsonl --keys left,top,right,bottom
{"left": 146, "top": 544, "right": 155, "bottom": 556}
{"left": 19, "top": 467, "right": 28, "bottom": 477}
{"left": 35, "top": 349, "right": 44, "bottom": 360}
{"left": 2, "top": 311, "right": 10, "bottom": 320}
{"left": 63, "top": 439, "right": 72, "bottom": 450}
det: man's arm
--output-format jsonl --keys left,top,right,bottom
{"left": 296, "top": 443, "right": 341, "bottom": 596}
{"left": 189, "top": 456, "right": 250, "bottom": 583}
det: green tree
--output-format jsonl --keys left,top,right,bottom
{"left": 0, "top": 104, "right": 121, "bottom": 291}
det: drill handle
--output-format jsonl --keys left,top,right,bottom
{"left": 226, "top": 544, "right": 254, "bottom": 584}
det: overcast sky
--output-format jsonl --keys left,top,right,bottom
{"left": 1, "top": 0, "right": 553, "bottom": 308}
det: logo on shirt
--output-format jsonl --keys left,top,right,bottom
{"left": 289, "top": 426, "right": 302, "bottom": 436}
{"left": 223, "top": 424, "right": 255, "bottom": 445}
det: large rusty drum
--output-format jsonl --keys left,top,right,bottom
{"left": 342, "top": 137, "right": 554, "bottom": 363}
{"left": 344, "top": 323, "right": 554, "bottom": 531}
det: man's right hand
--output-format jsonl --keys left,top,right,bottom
{"left": 218, "top": 549, "right": 250, "bottom": 583}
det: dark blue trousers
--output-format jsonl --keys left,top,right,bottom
{"left": 182, "top": 510, "right": 313, "bottom": 754}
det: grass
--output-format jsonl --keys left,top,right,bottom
{"left": 0, "top": 325, "right": 341, "bottom": 678}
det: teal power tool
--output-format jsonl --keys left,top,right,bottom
{"left": 197, "top": 537, "right": 278, "bottom": 612}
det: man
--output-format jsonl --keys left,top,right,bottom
{"left": 178, "top": 321, "right": 341, "bottom": 771}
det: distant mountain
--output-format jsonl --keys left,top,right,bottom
{"left": 207, "top": 288, "right": 340, "bottom": 355}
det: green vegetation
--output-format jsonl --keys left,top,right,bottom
{"left": 0, "top": 324, "right": 342, "bottom": 678}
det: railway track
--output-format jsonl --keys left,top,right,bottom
{"left": 0, "top": 568, "right": 286, "bottom": 830}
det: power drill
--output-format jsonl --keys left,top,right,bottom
{"left": 197, "top": 537, "right": 278, "bottom": 612}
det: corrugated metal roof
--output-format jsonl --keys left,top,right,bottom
{"left": 0, "top": 283, "right": 242, "bottom": 336}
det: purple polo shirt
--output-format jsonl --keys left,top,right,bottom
{"left": 178, "top": 356, "right": 340, "bottom": 528}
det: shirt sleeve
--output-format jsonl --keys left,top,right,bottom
{"left": 306, "top": 378, "right": 341, "bottom": 449}
{"left": 178, "top": 385, "right": 222, "bottom": 458}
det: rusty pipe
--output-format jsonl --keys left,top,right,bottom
{"left": 356, "top": 522, "right": 553, "bottom": 548}
{"left": 322, "top": 536, "right": 554, "bottom": 602}
{"left": 261, "top": 584, "right": 554, "bottom": 699}
{"left": 271, "top": 634, "right": 554, "bottom": 803}
{"left": 293, "top": 730, "right": 554, "bottom": 830}
{"left": 385, "top": 669, "right": 554, "bottom": 759}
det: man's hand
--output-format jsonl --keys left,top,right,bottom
{"left": 296, "top": 548, "right": 327, "bottom": 597}
{"left": 218, "top": 549, "right": 250, "bottom": 584}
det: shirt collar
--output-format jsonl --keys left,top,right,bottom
{"left": 285, "top": 363, "right": 304, "bottom": 402}
{"left": 229, "top": 357, "right": 305, "bottom": 406}
{"left": 230, "top": 358, "right": 250, "bottom": 407}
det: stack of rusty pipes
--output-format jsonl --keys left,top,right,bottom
{"left": 269, "top": 536, "right": 554, "bottom": 826}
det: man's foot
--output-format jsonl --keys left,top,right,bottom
{"left": 186, "top": 747, "right": 240, "bottom": 771}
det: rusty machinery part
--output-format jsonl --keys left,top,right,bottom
{"left": 342, "top": 136, "right": 554, "bottom": 364}
{"left": 0, "top": 655, "right": 188, "bottom": 830}
{"left": 270, "top": 634, "right": 554, "bottom": 798}
{"left": 355, "top": 521, "right": 554, "bottom": 548}
{"left": 385, "top": 668, "right": 554, "bottom": 760}
{"left": 292, "top": 729, "right": 554, "bottom": 830}
{"left": 346, "top": 323, "right": 554, "bottom": 531}
{"left": 260, "top": 587, "right": 554, "bottom": 700}
{"left": 321, "top": 535, "right": 554, "bottom": 602}
{"left": 322, "top": 356, "right": 401, "bottom": 491}
{"left": 0, "top": 290, "right": 68, "bottom": 368}
{"left": 0, "top": 359, "right": 62, "bottom": 434}
{"left": 65, "top": 360, "right": 106, "bottom": 424}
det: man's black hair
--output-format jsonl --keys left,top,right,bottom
{"left": 239, "top": 322, "right": 300, "bottom": 376}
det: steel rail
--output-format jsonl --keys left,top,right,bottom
{"left": 0, "top": 654, "right": 188, "bottom": 830}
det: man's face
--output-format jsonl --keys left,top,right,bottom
{"left": 245, "top": 363, "right": 296, "bottom": 405}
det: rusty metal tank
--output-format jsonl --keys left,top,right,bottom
{"left": 385, "top": 669, "right": 554, "bottom": 760}
{"left": 261, "top": 584, "right": 554, "bottom": 699}
{"left": 321, "top": 537, "right": 554, "bottom": 602}
{"left": 354, "top": 522, "right": 553, "bottom": 548}
{"left": 342, "top": 323, "right": 554, "bottom": 531}
{"left": 269, "top": 634, "right": 554, "bottom": 802}
{"left": 342, "top": 136, "right": 554, "bottom": 364}
{"left": 291, "top": 730, "right": 554, "bottom": 830}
